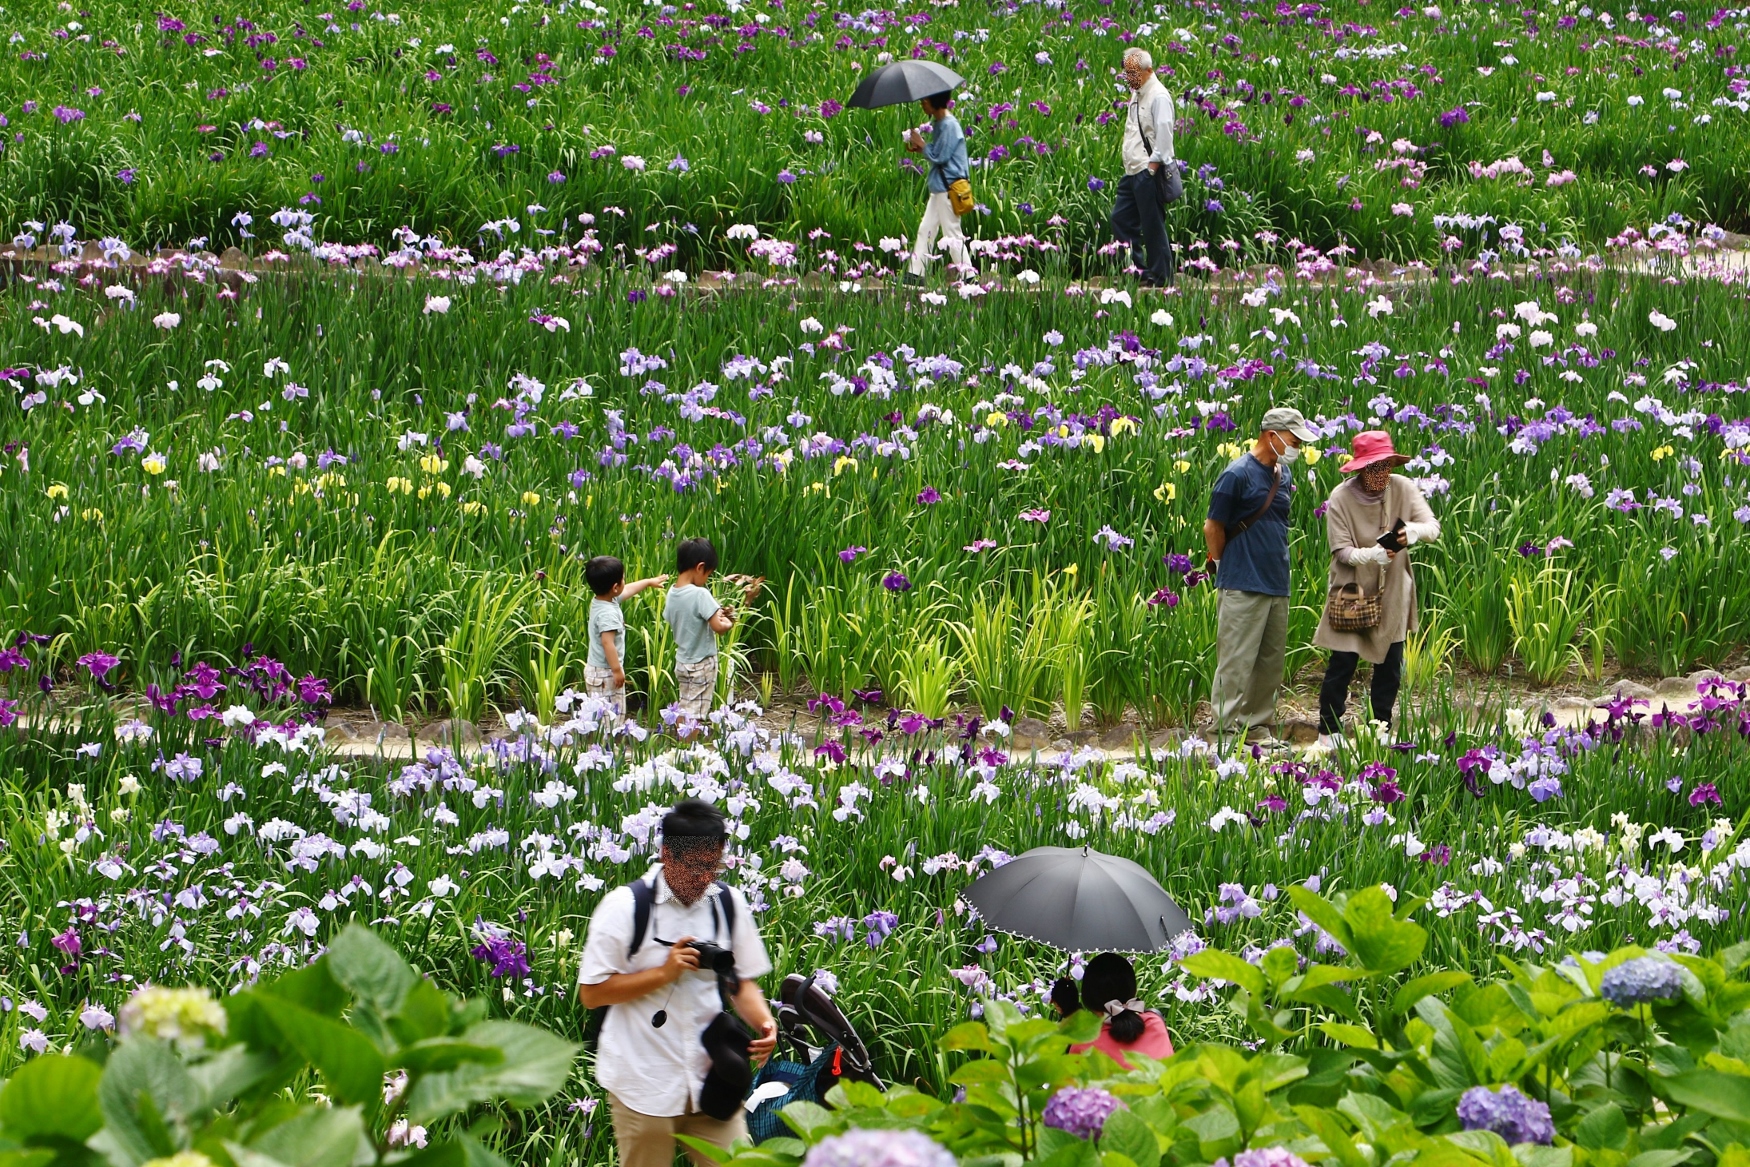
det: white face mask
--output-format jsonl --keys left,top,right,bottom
{"left": 1274, "top": 433, "right": 1302, "bottom": 464}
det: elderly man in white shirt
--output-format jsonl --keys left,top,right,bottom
{"left": 579, "top": 799, "right": 776, "bottom": 1167}
{"left": 1110, "top": 46, "right": 1177, "bottom": 287}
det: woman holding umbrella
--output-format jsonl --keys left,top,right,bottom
{"left": 903, "top": 91, "right": 971, "bottom": 285}
{"left": 1052, "top": 954, "right": 1175, "bottom": 1069}
{"left": 963, "top": 844, "right": 1191, "bottom": 1066}
{"left": 845, "top": 60, "right": 974, "bottom": 285}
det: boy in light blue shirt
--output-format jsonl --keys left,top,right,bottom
{"left": 583, "top": 556, "right": 669, "bottom": 723}
{"left": 663, "top": 537, "right": 735, "bottom": 738}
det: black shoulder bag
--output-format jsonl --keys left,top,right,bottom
{"left": 1136, "top": 99, "right": 1184, "bottom": 204}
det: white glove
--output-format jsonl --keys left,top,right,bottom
{"left": 1344, "top": 545, "right": 1392, "bottom": 566}
{"left": 1403, "top": 520, "right": 1441, "bottom": 546}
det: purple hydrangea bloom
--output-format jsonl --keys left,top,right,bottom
{"left": 1219, "top": 1149, "right": 1314, "bottom": 1167}
{"left": 1042, "top": 1086, "right": 1122, "bottom": 1140}
{"left": 1457, "top": 1085, "right": 1554, "bottom": 1145}
{"left": 803, "top": 1129, "right": 955, "bottom": 1167}
{"left": 1600, "top": 956, "right": 1684, "bottom": 1007}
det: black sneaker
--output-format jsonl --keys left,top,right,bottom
{"left": 902, "top": 273, "right": 924, "bottom": 287}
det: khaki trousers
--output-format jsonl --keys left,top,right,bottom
{"left": 608, "top": 1093, "right": 747, "bottom": 1167}
{"left": 1211, "top": 590, "right": 1289, "bottom": 740}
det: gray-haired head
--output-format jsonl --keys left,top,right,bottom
{"left": 1122, "top": 46, "right": 1154, "bottom": 71}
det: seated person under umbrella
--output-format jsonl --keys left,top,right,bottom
{"left": 1051, "top": 953, "right": 1174, "bottom": 1069}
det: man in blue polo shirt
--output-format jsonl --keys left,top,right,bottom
{"left": 1202, "top": 406, "right": 1317, "bottom": 749}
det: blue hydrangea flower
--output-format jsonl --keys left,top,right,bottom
{"left": 1600, "top": 957, "right": 1684, "bottom": 1007}
{"left": 803, "top": 1129, "right": 955, "bottom": 1167}
{"left": 1042, "top": 1086, "right": 1123, "bottom": 1140}
{"left": 1457, "top": 1084, "right": 1555, "bottom": 1145}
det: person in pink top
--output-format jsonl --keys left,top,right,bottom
{"left": 1058, "top": 953, "right": 1175, "bottom": 1070}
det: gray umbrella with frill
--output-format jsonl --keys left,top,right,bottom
{"left": 845, "top": 60, "right": 967, "bottom": 109}
{"left": 961, "top": 845, "right": 1195, "bottom": 953}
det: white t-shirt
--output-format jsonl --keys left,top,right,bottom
{"left": 579, "top": 866, "right": 771, "bottom": 1116}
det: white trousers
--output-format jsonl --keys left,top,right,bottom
{"left": 909, "top": 191, "right": 970, "bottom": 276}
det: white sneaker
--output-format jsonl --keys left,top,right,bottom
{"left": 1317, "top": 733, "right": 1344, "bottom": 751}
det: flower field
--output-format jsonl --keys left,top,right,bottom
{"left": 3, "top": 0, "right": 1749, "bottom": 260}
{"left": 3, "top": 261, "right": 1749, "bottom": 711}
{"left": 7, "top": 0, "right": 1750, "bottom": 1163}
{"left": 6, "top": 683, "right": 1750, "bottom": 1166}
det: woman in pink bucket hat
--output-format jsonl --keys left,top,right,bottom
{"left": 1312, "top": 431, "right": 1442, "bottom": 747}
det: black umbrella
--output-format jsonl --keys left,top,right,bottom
{"left": 846, "top": 60, "right": 967, "bottom": 110}
{"left": 961, "top": 846, "right": 1194, "bottom": 953}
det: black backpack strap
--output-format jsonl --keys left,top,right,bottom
{"left": 626, "top": 875, "right": 654, "bottom": 958}
{"left": 712, "top": 880, "right": 737, "bottom": 943}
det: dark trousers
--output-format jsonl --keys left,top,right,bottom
{"left": 1318, "top": 641, "right": 1404, "bottom": 734}
{"left": 1109, "top": 171, "right": 1174, "bottom": 286}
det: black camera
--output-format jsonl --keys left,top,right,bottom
{"left": 686, "top": 940, "right": 737, "bottom": 977}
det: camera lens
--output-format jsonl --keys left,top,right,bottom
{"left": 690, "top": 941, "right": 736, "bottom": 975}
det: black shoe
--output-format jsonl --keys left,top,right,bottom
{"left": 902, "top": 273, "right": 924, "bottom": 287}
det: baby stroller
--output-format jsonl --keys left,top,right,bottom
{"left": 745, "top": 974, "right": 884, "bottom": 1143}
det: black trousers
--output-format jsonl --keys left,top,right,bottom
{"left": 1318, "top": 641, "right": 1404, "bottom": 734}
{"left": 1110, "top": 171, "right": 1174, "bottom": 286}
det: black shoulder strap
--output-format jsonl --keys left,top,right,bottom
{"left": 1227, "top": 464, "right": 1284, "bottom": 539}
{"left": 626, "top": 876, "right": 654, "bottom": 958}
{"left": 1136, "top": 98, "right": 1154, "bottom": 158}
{"left": 711, "top": 880, "right": 737, "bottom": 942}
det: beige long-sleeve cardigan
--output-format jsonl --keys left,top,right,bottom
{"left": 1311, "top": 474, "right": 1440, "bottom": 664}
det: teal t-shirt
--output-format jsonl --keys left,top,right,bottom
{"left": 586, "top": 598, "right": 626, "bottom": 669}
{"left": 664, "top": 583, "right": 722, "bottom": 664}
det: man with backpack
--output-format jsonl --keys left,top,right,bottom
{"left": 579, "top": 799, "right": 776, "bottom": 1167}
